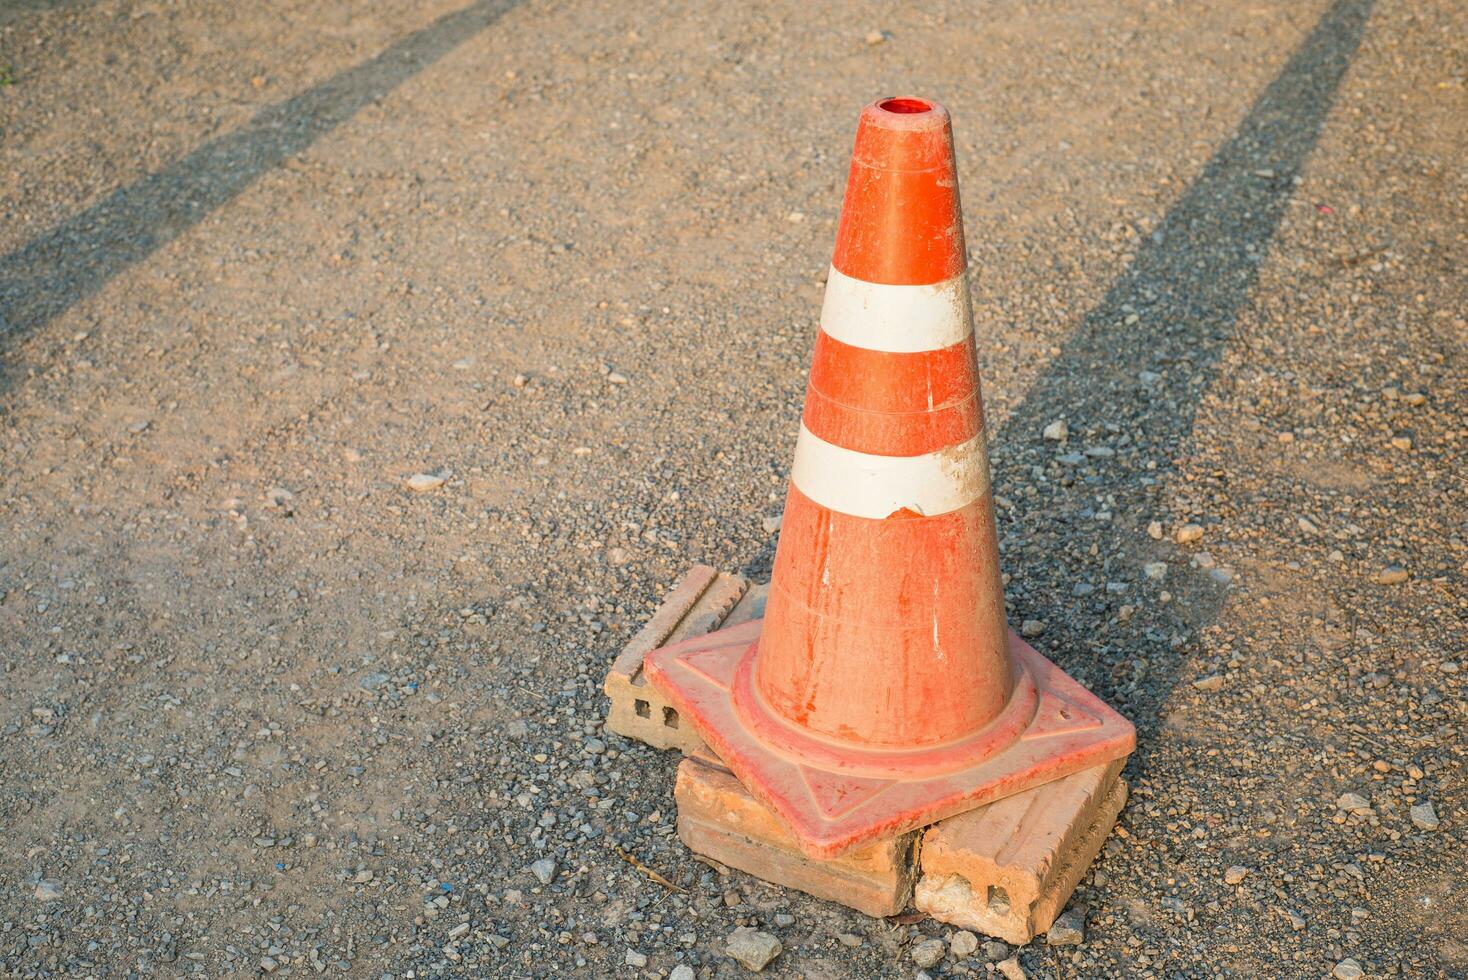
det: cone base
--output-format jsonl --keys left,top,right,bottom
{"left": 644, "top": 621, "right": 1135, "bottom": 860}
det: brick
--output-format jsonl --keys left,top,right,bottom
{"left": 914, "top": 759, "right": 1127, "bottom": 944}
{"left": 604, "top": 565, "right": 751, "bottom": 753}
{"left": 675, "top": 748, "right": 918, "bottom": 917}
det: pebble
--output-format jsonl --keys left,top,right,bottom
{"left": 260, "top": 957, "right": 279, "bottom": 973}
{"left": 1410, "top": 802, "right": 1439, "bottom": 831}
{"left": 911, "top": 938, "right": 945, "bottom": 969}
{"left": 624, "top": 949, "right": 648, "bottom": 968}
{"left": 726, "top": 928, "right": 781, "bottom": 972}
{"left": 836, "top": 933, "right": 863, "bottom": 948}
{"left": 761, "top": 514, "right": 783, "bottom": 534}
{"left": 1146, "top": 520, "right": 1163, "bottom": 539}
{"left": 1373, "top": 565, "right": 1409, "bottom": 585}
{"left": 997, "top": 956, "right": 1028, "bottom": 980}
{"left": 1042, "top": 420, "right": 1068, "bottom": 441}
{"left": 670, "top": 967, "right": 694, "bottom": 980}
{"left": 1046, "top": 908, "right": 1085, "bottom": 945}
{"left": 949, "top": 930, "right": 979, "bottom": 958}
{"left": 1337, "top": 792, "right": 1371, "bottom": 814}
{"left": 864, "top": 29, "right": 887, "bottom": 45}
{"left": 530, "top": 858, "right": 557, "bottom": 885}
{"left": 33, "top": 880, "right": 62, "bottom": 902}
{"left": 1191, "top": 674, "right": 1224, "bottom": 692}
{"left": 406, "top": 473, "right": 446, "bottom": 493}
{"left": 982, "top": 941, "right": 1010, "bottom": 959}
{"left": 1175, "top": 523, "right": 1204, "bottom": 544}
{"left": 1223, "top": 866, "right": 1250, "bottom": 885}
{"left": 1143, "top": 561, "right": 1168, "bottom": 580}
{"left": 607, "top": 372, "right": 629, "bottom": 385}
{"left": 1333, "top": 958, "right": 1364, "bottom": 980}
{"left": 1020, "top": 619, "right": 1045, "bottom": 638}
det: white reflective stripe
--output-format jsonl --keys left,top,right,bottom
{"left": 820, "top": 265, "right": 972, "bottom": 354}
{"left": 790, "top": 424, "right": 991, "bottom": 520}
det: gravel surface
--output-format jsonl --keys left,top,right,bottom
{"left": 1, "top": 0, "right": 1463, "bottom": 976}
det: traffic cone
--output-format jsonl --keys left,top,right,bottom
{"left": 645, "top": 97, "right": 1134, "bottom": 859}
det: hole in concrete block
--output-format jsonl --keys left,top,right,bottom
{"left": 662, "top": 706, "right": 679, "bottom": 729}
{"left": 987, "top": 885, "right": 1011, "bottom": 916}
{"left": 634, "top": 699, "right": 650, "bottom": 719}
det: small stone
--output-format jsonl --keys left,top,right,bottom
{"left": 836, "top": 933, "right": 863, "bottom": 948}
{"left": 1410, "top": 802, "right": 1440, "bottom": 831}
{"left": 452, "top": 357, "right": 474, "bottom": 370}
{"left": 1020, "top": 619, "right": 1045, "bottom": 638}
{"left": 911, "top": 938, "right": 945, "bottom": 969}
{"left": 1175, "top": 523, "right": 1204, "bottom": 544}
{"left": 512, "top": 373, "right": 528, "bottom": 388}
{"left": 1056, "top": 453, "right": 1085, "bottom": 466}
{"left": 1042, "top": 420, "right": 1068, "bottom": 441}
{"left": 1084, "top": 446, "right": 1115, "bottom": 458}
{"left": 671, "top": 967, "right": 695, "bottom": 980}
{"left": 761, "top": 514, "right": 783, "bottom": 534}
{"left": 352, "top": 869, "right": 373, "bottom": 883}
{"left": 949, "top": 930, "right": 979, "bottom": 958}
{"left": 997, "top": 956, "right": 1028, "bottom": 980}
{"left": 1143, "top": 561, "right": 1168, "bottom": 581}
{"left": 982, "top": 941, "right": 1010, "bottom": 960}
{"left": 530, "top": 859, "right": 557, "bottom": 885}
{"left": 1336, "top": 792, "right": 1371, "bottom": 814}
{"left": 772, "top": 913, "right": 795, "bottom": 928}
{"left": 1147, "top": 520, "right": 1163, "bottom": 539}
{"left": 359, "top": 672, "right": 390, "bottom": 691}
{"left": 1072, "top": 583, "right": 1095, "bottom": 597}
{"left": 1390, "top": 436, "right": 1412, "bottom": 451}
{"left": 607, "top": 547, "right": 630, "bottom": 565}
{"left": 607, "top": 372, "right": 629, "bottom": 385}
{"left": 406, "top": 473, "right": 446, "bottom": 493}
{"left": 864, "top": 29, "right": 887, "bottom": 45}
{"left": 1223, "top": 866, "right": 1250, "bottom": 885}
{"left": 1333, "top": 958, "right": 1364, "bottom": 980}
{"left": 1046, "top": 907, "right": 1085, "bottom": 945}
{"left": 448, "top": 922, "right": 470, "bottom": 939}
{"left": 265, "top": 486, "right": 294, "bottom": 508}
{"left": 1374, "top": 565, "right": 1409, "bottom": 585}
{"left": 624, "top": 949, "right": 648, "bottom": 968}
{"left": 33, "top": 880, "right": 62, "bottom": 902}
{"left": 260, "top": 957, "right": 279, "bottom": 973}
{"left": 1192, "top": 674, "right": 1224, "bottom": 692}
{"left": 726, "top": 928, "right": 781, "bottom": 972}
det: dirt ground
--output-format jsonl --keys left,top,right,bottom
{"left": 1, "top": 0, "right": 1463, "bottom": 976}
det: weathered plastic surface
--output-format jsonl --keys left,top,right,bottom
{"left": 645, "top": 97, "right": 1135, "bottom": 859}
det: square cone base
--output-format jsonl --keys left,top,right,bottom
{"left": 644, "top": 621, "right": 1135, "bottom": 860}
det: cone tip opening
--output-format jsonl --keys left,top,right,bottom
{"left": 863, "top": 96, "right": 949, "bottom": 131}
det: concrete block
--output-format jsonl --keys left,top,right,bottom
{"left": 604, "top": 565, "right": 752, "bottom": 753}
{"left": 914, "top": 758, "right": 1127, "bottom": 944}
{"left": 676, "top": 748, "right": 918, "bottom": 917}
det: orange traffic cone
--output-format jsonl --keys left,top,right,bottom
{"left": 646, "top": 97, "right": 1133, "bottom": 859}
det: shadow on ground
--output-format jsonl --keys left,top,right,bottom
{"left": 743, "top": 0, "right": 1374, "bottom": 755}
{"left": 0, "top": 0, "right": 517, "bottom": 388}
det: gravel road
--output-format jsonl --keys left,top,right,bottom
{"left": 1, "top": 0, "right": 1463, "bottom": 976}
